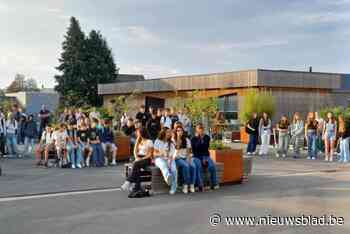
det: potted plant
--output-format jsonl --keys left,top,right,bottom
{"left": 239, "top": 89, "right": 276, "bottom": 144}
{"left": 209, "top": 140, "right": 243, "bottom": 184}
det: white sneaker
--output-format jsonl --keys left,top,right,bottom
{"left": 121, "top": 181, "right": 131, "bottom": 191}
{"left": 182, "top": 185, "right": 188, "bottom": 194}
{"left": 247, "top": 152, "right": 251, "bottom": 155}
{"left": 169, "top": 189, "right": 176, "bottom": 195}
{"left": 71, "top": 164, "right": 76, "bottom": 169}
{"left": 189, "top": 184, "right": 195, "bottom": 193}
{"left": 282, "top": 154, "right": 286, "bottom": 158}
{"left": 165, "top": 174, "right": 172, "bottom": 186}
{"left": 76, "top": 163, "right": 82, "bottom": 169}
{"left": 85, "top": 158, "right": 90, "bottom": 167}
{"left": 213, "top": 184, "right": 220, "bottom": 190}
{"left": 276, "top": 153, "right": 280, "bottom": 158}
{"left": 111, "top": 160, "right": 117, "bottom": 166}
{"left": 307, "top": 156, "right": 311, "bottom": 160}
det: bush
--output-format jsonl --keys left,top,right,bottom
{"left": 320, "top": 106, "right": 349, "bottom": 119}
{"left": 239, "top": 89, "right": 276, "bottom": 123}
{"left": 209, "top": 140, "right": 231, "bottom": 150}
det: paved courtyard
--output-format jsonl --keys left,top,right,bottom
{"left": 0, "top": 154, "right": 350, "bottom": 234}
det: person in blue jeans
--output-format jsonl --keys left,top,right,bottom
{"left": 246, "top": 112, "right": 259, "bottom": 155}
{"left": 338, "top": 115, "right": 350, "bottom": 163}
{"left": 305, "top": 112, "right": 318, "bottom": 160}
{"left": 191, "top": 123, "right": 219, "bottom": 191}
{"left": 173, "top": 125, "right": 196, "bottom": 194}
{"left": 88, "top": 119, "right": 104, "bottom": 167}
{"left": 154, "top": 128, "right": 177, "bottom": 195}
{"left": 66, "top": 123, "right": 83, "bottom": 168}
{"left": 5, "top": 113, "right": 19, "bottom": 157}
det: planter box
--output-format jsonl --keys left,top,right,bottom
{"left": 115, "top": 135, "right": 131, "bottom": 161}
{"left": 210, "top": 149, "right": 243, "bottom": 184}
{"left": 240, "top": 126, "right": 249, "bottom": 144}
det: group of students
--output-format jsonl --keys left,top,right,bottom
{"left": 0, "top": 104, "right": 50, "bottom": 158}
{"left": 121, "top": 105, "right": 219, "bottom": 196}
{"left": 245, "top": 111, "right": 350, "bottom": 163}
{"left": 35, "top": 107, "right": 117, "bottom": 168}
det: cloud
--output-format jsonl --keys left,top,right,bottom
{"left": 111, "top": 25, "right": 163, "bottom": 46}
{"left": 297, "top": 12, "right": 350, "bottom": 25}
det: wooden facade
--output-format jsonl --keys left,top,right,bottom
{"left": 98, "top": 69, "right": 349, "bottom": 122}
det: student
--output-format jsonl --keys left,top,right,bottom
{"left": 246, "top": 112, "right": 259, "bottom": 155}
{"left": 35, "top": 125, "right": 55, "bottom": 167}
{"left": 135, "top": 105, "right": 149, "bottom": 127}
{"left": 66, "top": 123, "right": 83, "bottom": 168}
{"left": 153, "top": 128, "right": 177, "bottom": 195}
{"left": 146, "top": 110, "right": 161, "bottom": 141}
{"left": 178, "top": 108, "right": 192, "bottom": 135}
{"left": 323, "top": 112, "right": 337, "bottom": 162}
{"left": 173, "top": 125, "right": 196, "bottom": 194}
{"left": 0, "top": 109, "right": 5, "bottom": 156}
{"left": 290, "top": 112, "right": 304, "bottom": 158}
{"left": 305, "top": 112, "right": 318, "bottom": 160}
{"left": 77, "top": 122, "right": 92, "bottom": 167}
{"left": 258, "top": 112, "right": 272, "bottom": 156}
{"left": 89, "top": 107, "right": 100, "bottom": 121}
{"left": 160, "top": 108, "right": 172, "bottom": 129}
{"left": 337, "top": 115, "right": 350, "bottom": 163}
{"left": 121, "top": 127, "right": 153, "bottom": 193}
{"left": 88, "top": 119, "right": 105, "bottom": 167}
{"left": 191, "top": 123, "right": 219, "bottom": 191}
{"left": 101, "top": 120, "right": 117, "bottom": 166}
{"left": 54, "top": 123, "right": 69, "bottom": 166}
{"left": 23, "top": 115, "right": 38, "bottom": 156}
{"left": 38, "top": 105, "right": 51, "bottom": 139}
{"left": 170, "top": 108, "right": 179, "bottom": 129}
{"left": 6, "top": 113, "right": 19, "bottom": 157}
{"left": 276, "top": 115, "right": 290, "bottom": 158}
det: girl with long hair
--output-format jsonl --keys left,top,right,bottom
{"left": 305, "top": 112, "right": 318, "bottom": 160}
{"left": 153, "top": 128, "right": 177, "bottom": 194}
{"left": 323, "top": 112, "right": 337, "bottom": 162}
{"left": 121, "top": 127, "right": 153, "bottom": 193}
{"left": 290, "top": 112, "right": 304, "bottom": 158}
{"left": 173, "top": 125, "right": 196, "bottom": 194}
{"left": 337, "top": 115, "right": 349, "bottom": 163}
{"left": 259, "top": 112, "right": 272, "bottom": 156}
{"left": 276, "top": 115, "right": 290, "bottom": 158}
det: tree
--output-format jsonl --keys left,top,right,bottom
{"left": 55, "top": 17, "right": 118, "bottom": 107}
{"left": 83, "top": 30, "right": 117, "bottom": 106}
{"left": 6, "top": 74, "right": 25, "bottom": 93}
{"left": 54, "top": 17, "right": 87, "bottom": 106}
{"left": 24, "top": 78, "right": 40, "bottom": 91}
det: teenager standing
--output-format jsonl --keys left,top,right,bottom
{"left": 323, "top": 112, "right": 337, "bottom": 162}
{"left": 258, "top": 112, "right": 272, "bottom": 156}
{"left": 246, "top": 112, "right": 259, "bottom": 155}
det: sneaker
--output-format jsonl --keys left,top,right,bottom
{"left": 76, "top": 163, "right": 82, "bottom": 169}
{"left": 85, "top": 158, "right": 90, "bottom": 167}
{"left": 169, "top": 189, "right": 176, "bottom": 195}
{"left": 71, "top": 164, "right": 76, "bottom": 169}
{"left": 247, "top": 152, "right": 251, "bottom": 155}
{"left": 189, "top": 184, "right": 195, "bottom": 193}
{"left": 282, "top": 154, "right": 286, "bottom": 158}
{"left": 111, "top": 160, "right": 117, "bottom": 166}
{"left": 121, "top": 181, "right": 131, "bottom": 191}
{"left": 307, "top": 156, "right": 311, "bottom": 160}
{"left": 276, "top": 153, "right": 280, "bottom": 158}
{"left": 212, "top": 184, "right": 220, "bottom": 190}
{"left": 311, "top": 157, "right": 316, "bottom": 160}
{"left": 182, "top": 185, "right": 188, "bottom": 194}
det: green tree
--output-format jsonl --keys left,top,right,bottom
{"left": 24, "top": 78, "right": 40, "bottom": 91}
{"left": 6, "top": 74, "right": 26, "bottom": 93}
{"left": 54, "top": 17, "right": 87, "bottom": 106}
{"left": 84, "top": 30, "right": 117, "bottom": 106}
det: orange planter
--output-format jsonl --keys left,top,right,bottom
{"left": 115, "top": 135, "right": 131, "bottom": 161}
{"left": 240, "top": 126, "right": 249, "bottom": 144}
{"left": 210, "top": 149, "right": 243, "bottom": 184}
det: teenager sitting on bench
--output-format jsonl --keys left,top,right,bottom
{"left": 35, "top": 125, "right": 55, "bottom": 167}
{"left": 121, "top": 127, "right": 153, "bottom": 193}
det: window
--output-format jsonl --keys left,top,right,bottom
{"left": 218, "top": 94, "right": 239, "bottom": 125}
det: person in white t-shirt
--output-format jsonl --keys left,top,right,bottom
{"left": 54, "top": 123, "right": 69, "bottom": 166}
{"left": 178, "top": 108, "right": 192, "bottom": 134}
{"left": 121, "top": 127, "right": 153, "bottom": 193}
{"left": 5, "top": 113, "right": 19, "bottom": 157}
{"left": 154, "top": 128, "right": 177, "bottom": 195}
{"left": 160, "top": 108, "right": 172, "bottom": 129}
{"left": 89, "top": 107, "right": 100, "bottom": 121}
{"left": 35, "top": 125, "right": 55, "bottom": 167}
{"left": 173, "top": 125, "right": 197, "bottom": 194}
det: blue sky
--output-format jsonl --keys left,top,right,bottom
{"left": 0, "top": 0, "right": 349, "bottom": 88}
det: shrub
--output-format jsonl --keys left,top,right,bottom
{"left": 239, "top": 89, "right": 276, "bottom": 123}
{"left": 209, "top": 140, "right": 231, "bottom": 150}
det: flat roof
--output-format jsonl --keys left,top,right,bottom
{"left": 98, "top": 69, "right": 344, "bottom": 95}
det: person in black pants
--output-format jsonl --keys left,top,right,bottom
{"left": 121, "top": 127, "right": 153, "bottom": 193}
{"left": 246, "top": 112, "right": 259, "bottom": 155}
